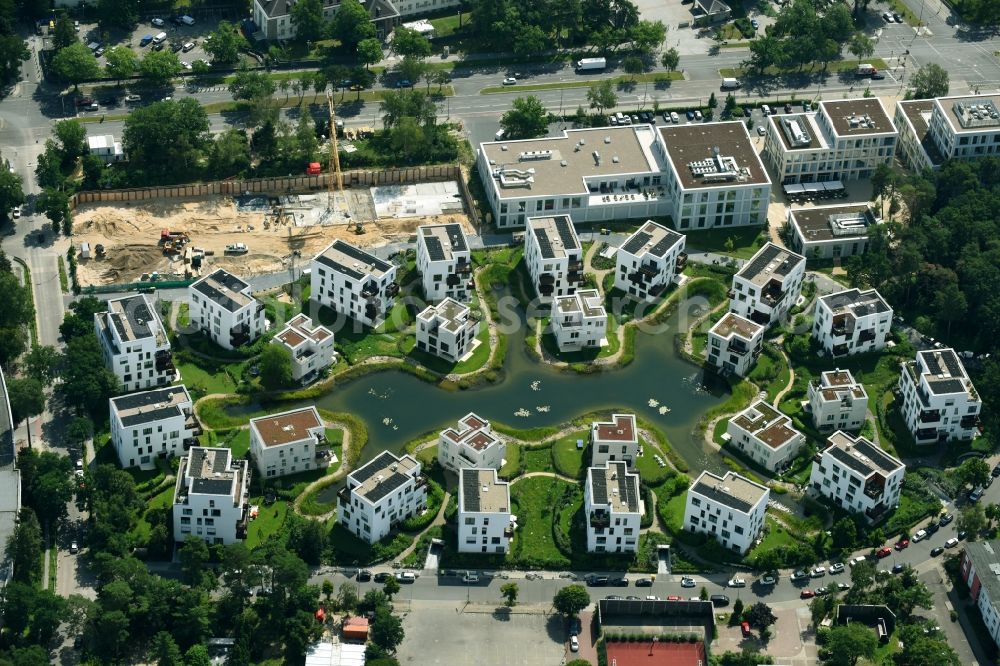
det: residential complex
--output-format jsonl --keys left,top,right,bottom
{"left": 786, "top": 204, "right": 881, "bottom": 260}
{"left": 173, "top": 447, "right": 250, "bottom": 545}
{"left": 458, "top": 468, "right": 514, "bottom": 554}
{"left": 762, "top": 98, "right": 898, "bottom": 184}
{"left": 551, "top": 289, "right": 608, "bottom": 352}
{"left": 437, "top": 412, "right": 505, "bottom": 472}
{"left": 415, "top": 223, "right": 473, "bottom": 302}
{"left": 337, "top": 451, "right": 427, "bottom": 544}
{"left": 95, "top": 294, "right": 177, "bottom": 393}
{"left": 960, "top": 540, "right": 1000, "bottom": 652}
{"left": 585, "top": 461, "right": 642, "bottom": 554}
{"left": 415, "top": 297, "right": 480, "bottom": 363}
{"left": 812, "top": 288, "right": 892, "bottom": 357}
{"left": 590, "top": 413, "right": 639, "bottom": 467}
{"left": 726, "top": 400, "right": 805, "bottom": 473}
{"left": 252, "top": 0, "right": 398, "bottom": 41}
{"left": 613, "top": 220, "right": 686, "bottom": 302}
{"left": 476, "top": 122, "right": 770, "bottom": 230}
{"left": 188, "top": 269, "right": 266, "bottom": 350}
{"left": 249, "top": 407, "right": 325, "bottom": 479}
{"left": 706, "top": 312, "right": 764, "bottom": 378}
{"left": 894, "top": 99, "right": 940, "bottom": 171}
{"left": 898, "top": 348, "right": 982, "bottom": 444}
{"left": 271, "top": 314, "right": 336, "bottom": 383}
{"left": 729, "top": 243, "right": 806, "bottom": 327}
{"left": 808, "top": 369, "right": 869, "bottom": 434}
{"left": 810, "top": 431, "right": 904, "bottom": 522}
{"left": 684, "top": 470, "right": 769, "bottom": 554}
{"left": 896, "top": 94, "right": 1000, "bottom": 171}
{"left": 310, "top": 240, "right": 399, "bottom": 328}
{"left": 523, "top": 215, "right": 584, "bottom": 303}
{"left": 109, "top": 385, "right": 198, "bottom": 470}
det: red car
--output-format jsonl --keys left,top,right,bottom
{"left": 894, "top": 539, "right": 909, "bottom": 550}
{"left": 876, "top": 547, "right": 892, "bottom": 559}
{"left": 666, "top": 595, "right": 681, "bottom": 601}
{"left": 800, "top": 589, "right": 815, "bottom": 599}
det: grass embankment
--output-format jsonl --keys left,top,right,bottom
{"left": 480, "top": 72, "right": 684, "bottom": 95}
{"left": 720, "top": 58, "right": 889, "bottom": 78}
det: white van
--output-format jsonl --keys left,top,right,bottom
{"left": 494, "top": 129, "right": 505, "bottom": 141}
{"left": 152, "top": 31, "right": 167, "bottom": 44}
{"left": 761, "top": 104, "right": 771, "bottom": 116}
{"left": 721, "top": 77, "right": 741, "bottom": 90}
{"left": 180, "top": 15, "right": 195, "bottom": 25}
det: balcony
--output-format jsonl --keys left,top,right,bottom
{"left": 455, "top": 260, "right": 472, "bottom": 275}
{"left": 503, "top": 524, "right": 515, "bottom": 538}
{"left": 230, "top": 324, "right": 251, "bottom": 348}
{"left": 858, "top": 329, "right": 876, "bottom": 344}
{"left": 567, "top": 259, "right": 584, "bottom": 272}
{"left": 832, "top": 344, "right": 849, "bottom": 357}
{"left": 589, "top": 510, "right": 611, "bottom": 529}
{"left": 539, "top": 273, "right": 556, "bottom": 286}
{"left": 728, "top": 343, "right": 749, "bottom": 357}
{"left": 567, "top": 271, "right": 583, "bottom": 284}
{"left": 749, "top": 310, "right": 770, "bottom": 326}
{"left": 338, "top": 486, "right": 352, "bottom": 505}
{"left": 918, "top": 409, "right": 941, "bottom": 424}
{"left": 235, "top": 505, "right": 250, "bottom": 540}
{"left": 760, "top": 280, "right": 784, "bottom": 307}
{"left": 915, "top": 427, "right": 939, "bottom": 442}
{"left": 255, "top": 303, "right": 265, "bottom": 316}
{"left": 385, "top": 283, "right": 400, "bottom": 298}
{"left": 865, "top": 502, "right": 890, "bottom": 520}
{"left": 960, "top": 415, "right": 982, "bottom": 429}
{"left": 155, "top": 350, "right": 175, "bottom": 372}
{"left": 361, "top": 283, "right": 379, "bottom": 301}
{"left": 648, "top": 283, "right": 667, "bottom": 297}
{"left": 364, "top": 303, "right": 380, "bottom": 321}
{"left": 446, "top": 273, "right": 462, "bottom": 287}
{"left": 638, "top": 262, "right": 660, "bottom": 278}
{"left": 676, "top": 252, "right": 688, "bottom": 271}
{"left": 184, "top": 415, "right": 203, "bottom": 436}
{"left": 539, "top": 283, "right": 554, "bottom": 297}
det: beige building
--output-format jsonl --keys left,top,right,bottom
{"left": 727, "top": 400, "right": 805, "bottom": 473}
{"left": 249, "top": 407, "right": 326, "bottom": 479}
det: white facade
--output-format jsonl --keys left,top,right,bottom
{"left": 808, "top": 369, "right": 869, "bottom": 434}
{"left": 894, "top": 100, "right": 940, "bottom": 171}
{"left": 189, "top": 269, "right": 266, "bottom": 351}
{"left": 727, "top": 400, "right": 805, "bottom": 473}
{"left": 898, "top": 348, "right": 983, "bottom": 445}
{"left": 416, "top": 223, "right": 473, "bottom": 302}
{"left": 415, "top": 298, "right": 480, "bottom": 363}
{"left": 311, "top": 240, "right": 399, "bottom": 328}
{"left": 961, "top": 541, "right": 1000, "bottom": 653}
{"left": 253, "top": 0, "right": 398, "bottom": 40}
{"left": 393, "top": 0, "right": 460, "bottom": 17}
{"left": 706, "top": 312, "right": 764, "bottom": 378}
{"left": 762, "top": 99, "right": 898, "bottom": 185}
{"left": 585, "top": 461, "right": 642, "bottom": 554}
{"left": 613, "top": 220, "right": 685, "bottom": 302}
{"left": 437, "top": 412, "right": 505, "bottom": 472}
{"left": 458, "top": 468, "right": 514, "bottom": 554}
{"left": 812, "top": 288, "right": 892, "bottom": 357}
{"left": 787, "top": 204, "right": 881, "bottom": 261}
{"left": 95, "top": 294, "right": 177, "bottom": 393}
{"left": 173, "top": 447, "right": 250, "bottom": 545}
{"left": 551, "top": 289, "right": 607, "bottom": 352}
{"left": 109, "top": 385, "right": 198, "bottom": 470}
{"left": 87, "top": 134, "right": 124, "bottom": 162}
{"left": 524, "top": 215, "right": 584, "bottom": 303}
{"left": 337, "top": 451, "right": 427, "bottom": 544}
{"left": 590, "top": 413, "right": 639, "bottom": 467}
{"left": 909, "top": 94, "right": 1000, "bottom": 169}
{"left": 809, "top": 431, "right": 905, "bottom": 522}
{"left": 249, "top": 407, "right": 325, "bottom": 478}
{"left": 271, "top": 314, "right": 336, "bottom": 383}
{"left": 729, "top": 242, "right": 806, "bottom": 328}
{"left": 684, "top": 470, "right": 769, "bottom": 554}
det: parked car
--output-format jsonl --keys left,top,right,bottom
{"left": 892, "top": 563, "right": 905, "bottom": 574}
{"left": 876, "top": 547, "right": 892, "bottom": 559}
{"left": 396, "top": 571, "right": 416, "bottom": 583}
{"left": 728, "top": 577, "right": 747, "bottom": 588}
{"left": 971, "top": 488, "right": 984, "bottom": 503}
{"left": 95, "top": 47, "right": 105, "bottom": 57}
{"left": 634, "top": 577, "right": 653, "bottom": 587}
{"left": 829, "top": 563, "right": 845, "bottom": 574}
{"left": 926, "top": 522, "right": 940, "bottom": 535}
{"left": 694, "top": 110, "right": 703, "bottom": 121}
{"left": 882, "top": 11, "right": 895, "bottom": 21}
{"left": 11, "top": 206, "right": 19, "bottom": 219}
{"left": 70, "top": 541, "right": 79, "bottom": 554}
{"left": 587, "top": 575, "right": 609, "bottom": 587}
{"left": 750, "top": 18, "right": 759, "bottom": 29}
{"left": 759, "top": 575, "right": 776, "bottom": 585}
{"left": 609, "top": 115, "right": 618, "bottom": 125}
{"left": 680, "top": 576, "right": 696, "bottom": 588}
{"left": 939, "top": 513, "right": 954, "bottom": 526}
{"left": 893, "top": 12, "right": 903, "bottom": 21}
{"left": 75, "top": 97, "right": 95, "bottom": 107}
{"left": 784, "top": 103, "right": 792, "bottom": 113}
{"left": 666, "top": 595, "right": 682, "bottom": 601}
{"left": 568, "top": 617, "right": 581, "bottom": 636}
{"left": 895, "top": 539, "right": 909, "bottom": 550}
{"left": 992, "top": 464, "right": 1000, "bottom": 478}
{"left": 124, "top": 94, "right": 141, "bottom": 103}
{"left": 872, "top": 72, "right": 886, "bottom": 79}
{"left": 959, "top": 530, "right": 969, "bottom": 540}
{"left": 461, "top": 573, "right": 479, "bottom": 584}
{"left": 670, "top": 111, "right": 680, "bottom": 123}
{"left": 800, "top": 589, "right": 815, "bottom": 599}
{"left": 570, "top": 636, "right": 579, "bottom": 652}
{"left": 502, "top": 77, "right": 517, "bottom": 85}
{"left": 837, "top": 582, "right": 851, "bottom": 591}
{"left": 610, "top": 576, "right": 628, "bottom": 587}
{"left": 171, "top": 42, "right": 183, "bottom": 53}
{"left": 356, "top": 569, "right": 372, "bottom": 582}
{"left": 930, "top": 546, "right": 945, "bottom": 556}
{"left": 710, "top": 594, "right": 730, "bottom": 607}
{"left": 152, "top": 17, "right": 165, "bottom": 26}
{"left": 912, "top": 529, "right": 928, "bottom": 542}
{"left": 373, "top": 572, "right": 390, "bottom": 582}
{"left": 182, "top": 41, "right": 196, "bottom": 52}
{"left": 757, "top": 126, "right": 767, "bottom": 135}
{"left": 810, "top": 567, "right": 826, "bottom": 578}
{"left": 686, "top": 110, "right": 695, "bottom": 120}
{"left": 945, "top": 537, "right": 959, "bottom": 548}
{"left": 790, "top": 570, "right": 809, "bottom": 582}
{"left": 605, "top": 594, "right": 623, "bottom": 600}
{"left": 140, "top": 34, "right": 154, "bottom": 47}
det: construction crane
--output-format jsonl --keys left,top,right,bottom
{"left": 326, "top": 91, "right": 362, "bottom": 233}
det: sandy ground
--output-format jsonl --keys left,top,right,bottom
{"left": 72, "top": 192, "right": 473, "bottom": 286}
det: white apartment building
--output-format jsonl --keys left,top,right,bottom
{"left": 416, "top": 223, "right": 473, "bottom": 302}
{"left": 727, "top": 400, "right": 805, "bottom": 473}
{"left": 787, "top": 204, "right": 881, "bottom": 261}
{"left": 95, "top": 294, "right": 177, "bottom": 393}
{"left": 590, "top": 413, "right": 639, "bottom": 467}
{"left": 613, "top": 220, "right": 686, "bottom": 302}
{"left": 896, "top": 94, "right": 1000, "bottom": 171}
{"left": 249, "top": 407, "right": 325, "bottom": 479}
{"left": 812, "top": 288, "right": 892, "bottom": 357}
{"left": 960, "top": 540, "right": 1000, "bottom": 652}
{"left": 762, "top": 99, "right": 898, "bottom": 185}
{"left": 109, "top": 385, "right": 199, "bottom": 470}
{"left": 173, "top": 447, "right": 250, "bottom": 545}
{"left": 808, "top": 369, "right": 869, "bottom": 434}
{"left": 458, "top": 468, "right": 514, "bottom": 554}
{"left": 87, "top": 134, "right": 124, "bottom": 162}
{"left": 415, "top": 297, "right": 480, "bottom": 363}
{"left": 706, "top": 312, "right": 764, "bottom": 378}
{"left": 252, "top": 0, "right": 398, "bottom": 41}
{"left": 188, "top": 269, "right": 266, "bottom": 351}
{"left": 524, "top": 215, "right": 584, "bottom": 303}
{"left": 898, "top": 348, "right": 983, "bottom": 445}
{"left": 809, "top": 431, "right": 904, "bottom": 522}
{"left": 437, "top": 412, "right": 505, "bottom": 472}
{"left": 311, "top": 240, "right": 399, "bottom": 328}
{"left": 551, "top": 289, "right": 608, "bottom": 353}
{"left": 337, "top": 451, "right": 427, "bottom": 544}
{"left": 393, "top": 0, "right": 459, "bottom": 18}
{"left": 729, "top": 242, "right": 806, "bottom": 328}
{"left": 585, "top": 461, "right": 642, "bottom": 554}
{"left": 684, "top": 470, "right": 769, "bottom": 554}
{"left": 271, "top": 314, "right": 336, "bottom": 383}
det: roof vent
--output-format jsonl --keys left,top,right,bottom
{"left": 604, "top": 136, "right": 611, "bottom": 144}
{"left": 561, "top": 160, "right": 567, "bottom": 167}
{"left": 612, "top": 156, "right": 619, "bottom": 163}
{"left": 376, "top": 474, "right": 384, "bottom": 483}
{"left": 482, "top": 485, "right": 489, "bottom": 492}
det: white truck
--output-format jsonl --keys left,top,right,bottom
{"left": 721, "top": 77, "right": 742, "bottom": 90}
{"left": 856, "top": 63, "right": 877, "bottom": 77}
{"left": 575, "top": 57, "right": 607, "bottom": 72}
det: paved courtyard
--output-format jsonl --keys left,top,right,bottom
{"left": 714, "top": 606, "right": 818, "bottom": 665}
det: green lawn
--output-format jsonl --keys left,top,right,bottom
{"left": 747, "top": 516, "right": 801, "bottom": 561}
{"left": 416, "top": 444, "right": 438, "bottom": 467}
{"left": 635, "top": 447, "right": 671, "bottom": 481}
{"left": 682, "top": 226, "right": 768, "bottom": 259}
{"left": 406, "top": 316, "right": 492, "bottom": 375}
{"left": 539, "top": 315, "right": 620, "bottom": 363}
{"left": 246, "top": 500, "right": 291, "bottom": 549}
{"left": 430, "top": 11, "right": 472, "bottom": 37}
{"left": 510, "top": 476, "right": 573, "bottom": 568}
{"left": 499, "top": 443, "right": 522, "bottom": 479}
{"left": 523, "top": 446, "right": 555, "bottom": 474}
{"left": 175, "top": 358, "right": 241, "bottom": 395}
{"left": 661, "top": 490, "right": 687, "bottom": 535}
{"left": 334, "top": 323, "right": 405, "bottom": 363}
{"left": 551, "top": 431, "right": 588, "bottom": 478}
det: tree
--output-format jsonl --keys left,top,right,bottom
{"left": 894, "top": 624, "right": 960, "bottom": 666}
{"left": 286, "top": 513, "right": 327, "bottom": 565}
{"left": 322, "top": 579, "right": 335, "bottom": 603}
{"left": 205, "top": 21, "right": 247, "bottom": 64}
{"left": 8, "top": 508, "right": 43, "bottom": 584}
{"left": 104, "top": 45, "right": 138, "bottom": 82}
{"left": 513, "top": 24, "right": 547, "bottom": 57}
{"left": 57, "top": 334, "right": 120, "bottom": 418}
{"left": 745, "top": 601, "right": 776, "bottom": 632}
{"left": 338, "top": 582, "right": 359, "bottom": 611}
{"left": 501, "top": 582, "right": 519, "bottom": 607}
{"left": 0, "top": 270, "right": 31, "bottom": 364}
{"left": 357, "top": 38, "right": 383, "bottom": 70}
{"left": 500, "top": 95, "right": 549, "bottom": 140}
{"left": 744, "top": 35, "right": 782, "bottom": 75}
{"left": 59, "top": 296, "right": 105, "bottom": 342}
{"left": 122, "top": 98, "right": 210, "bottom": 183}
{"left": 208, "top": 129, "right": 251, "bottom": 178}
{"left": 959, "top": 503, "right": 988, "bottom": 538}
{"left": 290, "top": 0, "right": 326, "bottom": 42}
{"left": 661, "top": 46, "right": 679, "bottom": 72}
{"left": 51, "top": 43, "right": 102, "bottom": 89}
{"left": 96, "top": 0, "right": 139, "bottom": 30}
{"left": 934, "top": 281, "right": 967, "bottom": 336}
{"left": 383, "top": 575, "right": 401, "bottom": 600}
{"left": 371, "top": 607, "right": 404, "bottom": 653}
{"left": 184, "top": 644, "right": 212, "bottom": 666}
{"left": 258, "top": 343, "right": 294, "bottom": 389}
{"left": 228, "top": 67, "right": 277, "bottom": 101}
{"left": 848, "top": 32, "right": 874, "bottom": 60}
{"left": 586, "top": 79, "right": 617, "bottom": 114}
{"left": 36, "top": 188, "right": 71, "bottom": 234}
{"left": 831, "top": 517, "right": 858, "bottom": 551}
{"left": 8, "top": 377, "right": 45, "bottom": 434}
{"left": 391, "top": 27, "right": 432, "bottom": 58}
{"left": 986, "top": 503, "right": 1000, "bottom": 528}
{"left": 699, "top": 586, "right": 708, "bottom": 601}
{"left": 22, "top": 345, "right": 60, "bottom": 383}
{"left": 140, "top": 50, "right": 183, "bottom": 85}
{"left": 52, "top": 15, "right": 77, "bottom": 50}
{"left": 553, "top": 585, "right": 590, "bottom": 616}
{"left": 910, "top": 63, "right": 949, "bottom": 99}
{"left": 824, "top": 623, "right": 878, "bottom": 665}
{"left": 179, "top": 536, "right": 213, "bottom": 588}
{"left": 708, "top": 92, "right": 718, "bottom": 109}
{"left": 0, "top": 169, "right": 24, "bottom": 224}
{"left": 0, "top": 36, "right": 29, "bottom": 85}
{"left": 731, "top": 597, "right": 744, "bottom": 622}
{"left": 622, "top": 55, "right": 644, "bottom": 80}
{"left": 153, "top": 631, "right": 184, "bottom": 666}
{"left": 956, "top": 458, "right": 991, "bottom": 490}
{"left": 331, "top": 0, "right": 375, "bottom": 49}
{"left": 630, "top": 19, "right": 667, "bottom": 54}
